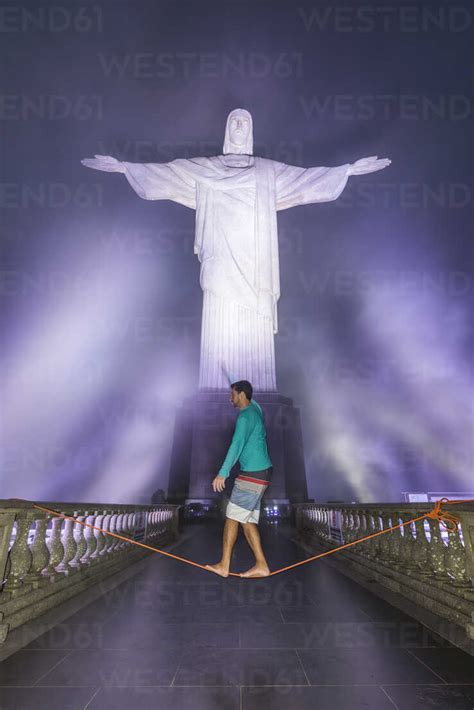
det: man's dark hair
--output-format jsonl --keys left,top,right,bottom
{"left": 231, "top": 380, "right": 253, "bottom": 401}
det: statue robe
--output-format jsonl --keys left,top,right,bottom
{"left": 122, "top": 155, "right": 350, "bottom": 391}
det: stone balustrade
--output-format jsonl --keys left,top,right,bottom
{"left": 0, "top": 499, "right": 179, "bottom": 644}
{"left": 293, "top": 501, "right": 474, "bottom": 649}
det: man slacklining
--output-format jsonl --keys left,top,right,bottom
{"left": 205, "top": 380, "right": 273, "bottom": 578}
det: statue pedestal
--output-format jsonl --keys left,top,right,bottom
{"left": 166, "top": 392, "right": 308, "bottom": 504}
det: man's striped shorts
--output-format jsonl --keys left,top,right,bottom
{"left": 225, "top": 468, "right": 273, "bottom": 524}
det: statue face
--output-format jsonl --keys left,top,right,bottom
{"left": 228, "top": 114, "right": 251, "bottom": 147}
{"left": 223, "top": 108, "right": 253, "bottom": 155}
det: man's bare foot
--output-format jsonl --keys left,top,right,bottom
{"left": 205, "top": 563, "right": 229, "bottom": 578}
{"left": 240, "top": 564, "right": 270, "bottom": 578}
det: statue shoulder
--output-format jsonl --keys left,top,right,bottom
{"left": 255, "top": 156, "right": 277, "bottom": 167}
{"left": 255, "top": 156, "right": 287, "bottom": 174}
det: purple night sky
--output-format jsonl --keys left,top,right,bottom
{"left": 1, "top": 0, "right": 472, "bottom": 503}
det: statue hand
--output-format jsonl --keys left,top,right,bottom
{"left": 348, "top": 156, "right": 391, "bottom": 176}
{"left": 81, "top": 155, "right": 125, "bottom": 173}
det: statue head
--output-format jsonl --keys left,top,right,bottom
{"left": 223, "top": 108, "right": 253, "bottom": 155}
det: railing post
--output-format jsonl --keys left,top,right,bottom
{"left": 72, "top": 514, "right": 87, "bottom": 567}
{"left": 0, "top": 511, "right": 16, "bottom": 589}
{"left": 412, "top": 517, "right": 430, "bottom": 575}
{"left": 427, "top": 517, "right": 450, "bottom": 580}
{"left": 4, "top": 512, "right": 33, "bottom": 593}
{"left": 45, "top": 516, "right": 65, "bottom": 579}
{"left": 57, "top": 515, "right": 78, "bottom": 572}
{"left": 27, "top": 514, "right": 50, "bottom": 585}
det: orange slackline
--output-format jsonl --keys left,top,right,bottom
{"left": 20, "top": 497, "right": 474, "bottom": 579}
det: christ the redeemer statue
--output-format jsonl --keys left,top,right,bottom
{"left": 82, "top": 109, "right": 390, "bottom": 391}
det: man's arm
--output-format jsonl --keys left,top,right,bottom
{"left": 212, "top": 415, "right": 252, "bottom": 493}
{"left": 219, "top": 414, "right": 251, "bottom": 479}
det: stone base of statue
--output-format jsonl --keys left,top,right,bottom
{"left": 166, "top": 392, "right": 308, "bottom": 505}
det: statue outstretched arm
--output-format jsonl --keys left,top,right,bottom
{"left": 275, "top": 155, "right": 391, "bottom": 211}
{"left": 347, "top": 156, "right": 391, "bottom": 175}
{"left": 81, "top": 155, "right": 125, "bottom": 173}
{"left": 81, "top": 154, "right": 197, "bottom": 209}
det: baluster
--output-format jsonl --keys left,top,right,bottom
{"left": 27, "top": 515, "right": 50, "bottom": 585}
{"left": 100, "top": 513, "right": 113, "bottom": 555}
{"left": 131, "top": 511, "right": 137, "bottom": 540}
{"left": 367, "top": 511, "right": 379, "bottom": 558}
{"left": 347, "top": 510, "right": 357, "bottom": 544}
{"left": 412, "top": 517, "right": 431, "bottom": 575}
{"left": 149, "top": 511, "right": 157, "bottom": 540}
{"left": 91, "top": 513, "right": 106, "bottom": 560}
{"left": 317, "top": 507, "right": 324, "bottom": 539}
{"left": 45, "top": 516, "right": 65, "bottom": 578}
{"left": 351, "top": 510, "right": 364, "bottom": 552}
{"left": 358, "top": 511, "right": 371, "bottom": 558}
{"left": 426, "top": 518, "right": 449, "bottom": 579}
{"left": 58, "top": 516, "right": 78, "bottom": 571}
{"left": 107, "top": 513, "right": 119, "bottom": 553}
{"left": 124, "top": 512, "right": 133, "bottom": 548}
{"left": 323, "top": 508, "right": 330, "bottom": 540}
{"left": 128, "top": 512, "right": 136, "bottom": 544}
{"left": 370, "top": 511, "right": 383, "bottom": 558}
{"left": 71, "top": 514, "right": 88, "bottom": 567}
{"left": 445, "top": 521, "right": 470, "bottom": 586}
{"left": 115, "top": 513, "right": 126, "bottom": 550}
{"left": 5, "top": 513, "right": 33, "bottom": 592}
{"left": 361, "top": 511, "right": 373, "bottom": 557}
{"left": 341, "top": 509, "right": 352, "bottom": 544}
{"left": 81, "top": 513, "right": 98, "bottom": 564}
{"left": 121, "top": 513, "right": 132, "bottom": 549}
{"left": 398, "top": 512, "right": 417, "bottom": 570}
{"left": 378, "top": 511, "right": 392, "bottom": 559}
{"left": 387, "top": 514, "right": 403, "bottom": 563}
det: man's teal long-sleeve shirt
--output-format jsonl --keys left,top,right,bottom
{"left": 218, "top": 400, "right": 272, "bottom": 479}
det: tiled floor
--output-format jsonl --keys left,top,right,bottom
{"left": 1, "top": 522, "right": 473, "bottom": 709}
